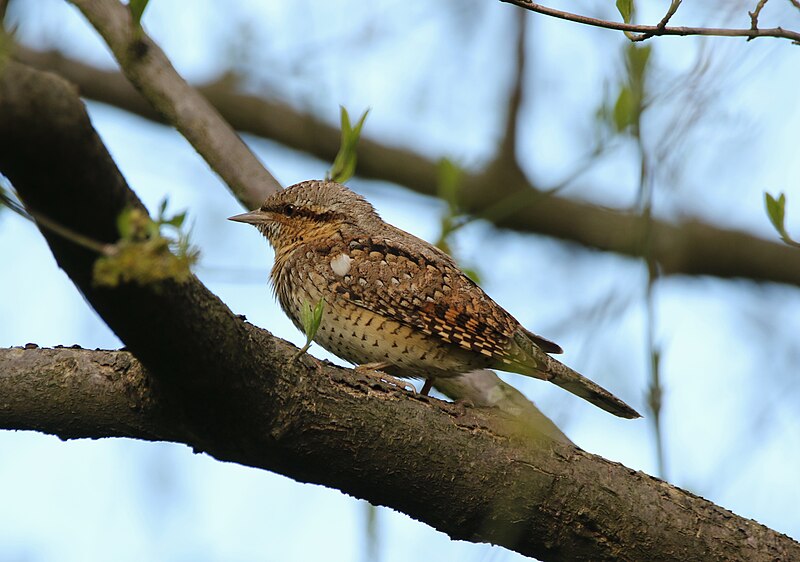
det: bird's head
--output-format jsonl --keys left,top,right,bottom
{"left": 228, "top": 180, "right": 380, "bottom": 251}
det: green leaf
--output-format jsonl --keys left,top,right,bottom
{"left": 154, "top": 197, "right": 188, "bottom": 229}
{"left": 294, "top": 297, "right": 326, "bottom": 359}
{"left": 612, "top": 45, "right": 651, "bottom": 135}
{"left": 129, "top": 0, "right": 151, "bottom": 25}
{"left": 616, "top": 0, "right": 633, "bottom": 23}
{"left": 327, "top": 106, "right": 369, "bottom": 184}
{"left": 311, "top": 297, "right": 325, "bottom": 331}
{"left": 765, "top": 192, "right": 786, "bottom": 236}
{"left": 436, "top": 158, "right": 463, "bottom": 213}
{"left": 116, "top": 207, "right": 136, "bottom": 240}
{"left": 764, "top": 192, "right": 800, "bottom": 248}
{"left": 145, "top": 215, "right": 160, "bottom": 238}
{"left": 613, "top": 86, "right": 634, "bottom": 132}
{"left": 158, "top": 197, "right": 169, "bottom": 220}
{"left": 165, "top": 211, "right": 187, "bottom": 229}
{"left": 96, "top": 203, "right": 199, "bottom": 287}
{"left": 627, "top": 44, "right": 652, "bottom": 84}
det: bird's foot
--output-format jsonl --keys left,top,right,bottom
{"left": 354, "top": 362, "right": 416, "bottom": 392}
{"left": 420, "top": 379, "right": 433, "bottom": 396}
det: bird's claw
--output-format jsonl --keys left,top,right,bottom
{"left": 354, "top": 362, "right": 416, "bottom": 392}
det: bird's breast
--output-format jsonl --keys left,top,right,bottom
{"left": 271, "top": 246, "right": 490, "bottom": 378}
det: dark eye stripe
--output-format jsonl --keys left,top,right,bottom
{"left": 261, "top": 202, "right": 344, "bottom": 223}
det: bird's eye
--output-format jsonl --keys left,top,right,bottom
{"left": 284, "top": 204, "right": 296, "bottom": 217}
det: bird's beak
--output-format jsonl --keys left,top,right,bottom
{"left": 228, "top": 209, "right": 267, "bottom": 225}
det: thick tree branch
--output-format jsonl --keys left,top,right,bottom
{"left": 68, "top": 0, "right": 281, "bottom": 208}
{"left": 3, "top": 344, "right": 800, "bottom": 561}
{"left": 2, "top": 61, "right": 798, "bottom": 561}
{"left": 0, "top": 345, "right": 177, "bottom": 440}
{"left": 432, "top": 369, "right": 572, "bottom": 445}
{"left": 500, "top": 0, "right": 800, "bottom": 43}
{"left": 14, "top": 46, "right": 800, "bottom": 288}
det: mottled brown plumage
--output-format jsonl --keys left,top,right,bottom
{"left": 229, "top": 180, "right": 640, "bottom": 418}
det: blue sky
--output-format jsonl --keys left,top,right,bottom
{"left": 2, "top": 1, "right": 799, "bottom": 560}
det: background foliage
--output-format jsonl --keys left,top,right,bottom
{"left": 1, "top": 0, "right": 799, "bottom": 560}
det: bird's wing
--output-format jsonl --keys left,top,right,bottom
{"left": 329, "top": 234, "right": 560, "bottom": 365}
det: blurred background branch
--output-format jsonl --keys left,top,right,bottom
{"left": 3, "top": 0, "right": 800, "bottom": 559}
{"left": 13, "top": 45, "right": 800, "bottom": 287}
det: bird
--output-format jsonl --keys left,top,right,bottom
{"left": 229, "top": 180, "right": 640, "bottom": 419}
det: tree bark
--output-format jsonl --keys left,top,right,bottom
{"left": 0, "top": 345, "right": 175, "bottom": 440}
{"left": 13, "top": 46, "right": 800, "bottom": 288}
{"left": 2, "top": 344, "right": 799, "bottom": 561}
{"left": 0, "top": 61, "right": 798, "bottom": 561}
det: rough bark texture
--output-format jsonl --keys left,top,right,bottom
{"left": 1, "top": 61, "right": 798, "bottom": 561}
{"left": 0, "top": 346, "right": 174, "bottom": 440}
{"left": 2, "top": 345, "right": 798, "bottom": 562}
{"left": 13, "top": 46, "right": 800, "bottom": 288}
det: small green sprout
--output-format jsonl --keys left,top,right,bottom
{"left": 432, "top": 158, "right": 481, "bottom": 283}
{"left": 93, "top": 198, "right": 199, "bottom": 287}
{"left": 765, "top": 192, "right": 800, "bottom": 248}
{"left": 616, "top": 0, "right": 633, "bottom": 23}
{"left": 294, "top": 297, "right": 326, "bottom": 360}
{"left": 612, "top": 44, "right": 651, "bottom": 134}
{"left": 326, "top": 106, "right": 369, "bottom": 184}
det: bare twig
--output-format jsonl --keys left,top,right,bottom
{"left": 749, "top": 0, "right": 771, "bottom": 39}
{"left": 657, "top": 0, "right": 683, "bottom": 30}
{"left": 635, "top": 0, "right": 684, "bottom": 41}
{"left": 499, "top": 0, "right": 800, "bottom": 43}
{"left": 68, "top": 0, "right": 282, "bottom": 208}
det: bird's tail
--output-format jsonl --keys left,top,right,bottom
{"left": 510, "top": 332, "right": 641, "bottom": 419}
{"left": 543, "top": 354, "right": 641, "bottom": 419}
